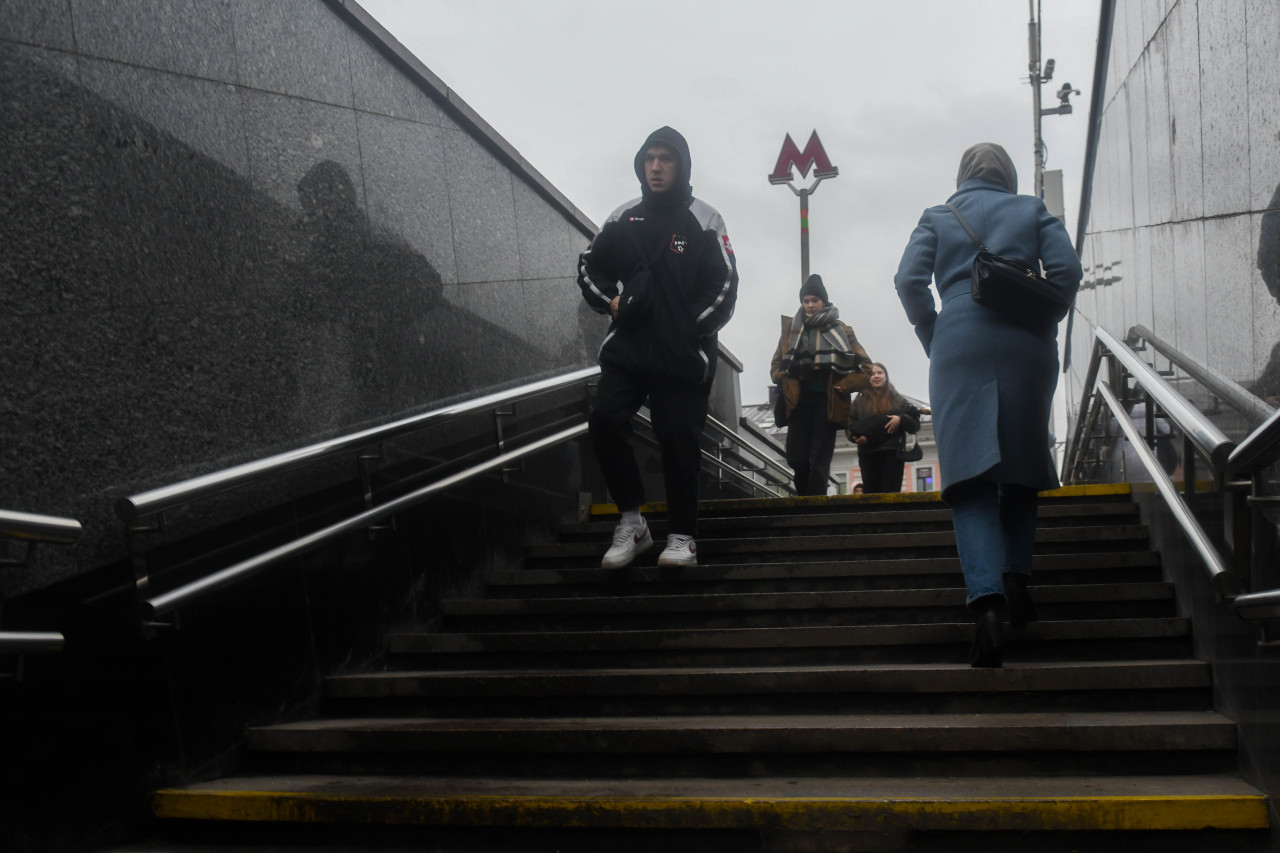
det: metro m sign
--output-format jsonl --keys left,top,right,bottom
{"left": 769, "top": 131, "right": 838, "bottom": 185}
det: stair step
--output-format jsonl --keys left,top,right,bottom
{"left": 389, "top": 618, "right": 1189, "bottom": 656}
{"left": 152, "top": 773, "right": 1269, "bottom": 832}
{"left": 320, "top": 660, "right": 1213, "bottom": 715}
{"left": 488, "top": 551, "right": 1164, "bottom": 594}
{"left": 560, "top": 502, "right": 1140, "bottom": 539}
{"left": 439, "top": 583, "right": 1174, "bottom": 631}
{"left": 525, "top": 525, "right": 1152, "bottom": 564}
{"left": 443, "top": 582, "right": 1173, "bottom": 617}
{"left": 325, "top": 660, "right": 1211, "bottom": 701}
{"left": 247, "top": 710, "right": 1237, "bottom": 755}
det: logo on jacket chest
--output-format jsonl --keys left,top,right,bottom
{"left": 669, "top": 234, "right": 687, "bottom": 254}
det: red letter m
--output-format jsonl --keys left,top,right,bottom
{"left": 769, "top": 131, "right": 838, "bottom": 184}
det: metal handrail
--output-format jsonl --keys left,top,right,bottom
{"left": 142, "top": 423, "right": 588, "bottom": 618}
{"left": 0, "top": 510, "right": 83, "bottom": 545}
{"left": 0, "top": 632, "right": 65, "bottom": 654}
{"left": 1095, "top": 326, "right": 1235, "bottom": 470}
{"left": 1062, "top": 333, "right": 1106, "bottom": 482}
{"left": 633, "top": 413, "right": 787, "bottom": 499}
{"left": 704, "top": 415, "right": 795, "bottom": 488}
{"left": 1129, "top": 325, "right": 1275, "bottom": 426}
{"left": 1095, "top": 381, "right": 1238, "bottom": 600}
{"left": 1232, "top": 588, "right": 1280, "bottom": 622}
{"left": 738, "top": 415, "right": 788, "bottom": 457}
{"left": 1, "top": 510, "right": 81, "bottom": 656}
{"left": 1228, "top": 405, "right": 1280, "bottom": 477}
{"left": 117, "top": 366, "right": 601, "bottom": 523}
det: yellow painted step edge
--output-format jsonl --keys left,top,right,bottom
{"left": 153, "top": 790, "right": 1268, "bottom": 832}
{"left": 590, "top": 483, "right": 1133, "bottom": 516}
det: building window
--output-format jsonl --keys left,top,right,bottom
{"left": 916, "top": 466, "right": 934, "bottom": 492}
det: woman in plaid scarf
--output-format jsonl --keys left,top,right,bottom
{"left": 770, "top": 274, "right": 872, "bottom": 495}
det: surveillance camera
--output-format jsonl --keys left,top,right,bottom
{"left": 1057, "top": 82, "right": 1080, "bottom": 104}
{"left": 1042, "top": 58, "right": 1055, "bottom": 81}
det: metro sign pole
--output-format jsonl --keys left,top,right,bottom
{"left": 769, "top": 130, "right": 838, "bottom": 284}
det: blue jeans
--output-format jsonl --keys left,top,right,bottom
{"left": 948, "top": 481, "right": 1038, "bottom": 606}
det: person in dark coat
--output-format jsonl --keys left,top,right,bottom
{"left": 770, "top": 274, "right": 871, "bottom": 495}
{"left": 894, "top": 142, "right": 1083, "bottom": 667}
{"left": 847, "top": 362, "right": 920, "bottom": 493}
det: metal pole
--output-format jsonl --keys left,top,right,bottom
{"left": 1029, "top": 0, "right": 1044, "bottom": 199}
{"left": 800, "top": 188, "right": 810, "bottom": 283}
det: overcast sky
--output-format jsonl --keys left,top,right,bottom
{"left": 359, "top": 0, "right": 1101, "bottom": 410}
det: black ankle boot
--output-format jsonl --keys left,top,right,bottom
{"left": 968, "top": 594, "right": 1006, "bottom": 668}
{"left": 1004, "top": 572, "right": 1038, "bottom": 631}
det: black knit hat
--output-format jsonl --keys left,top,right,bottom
{"left": 799, "top": 274, "right": 828, "bottom": 304}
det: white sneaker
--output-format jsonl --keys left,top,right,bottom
{"left": 657, "top": 534, "right": 697, "bottom": 567}
{"left": 601, "top": 517, "right": 653, "bottom": 568}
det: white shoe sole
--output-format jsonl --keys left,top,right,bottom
{"left": 657, "top": 551, "right": 696, "bottom": 567}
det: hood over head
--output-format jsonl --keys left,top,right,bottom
{"left": 635, "top": 126, "right": 693, "bottom": 207}
{"left": 956, "top": 142, "right": 1017, "bottom": 194}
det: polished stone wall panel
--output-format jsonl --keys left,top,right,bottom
{"left": 1148, "top": 223, "right": 1176, "bottom": 339}
{"left": 3, "top": 46, "right": 115, "bottom": 318}
{"left": 70, "top": 0, "right": 238, "bottom": 82}
{"left": 231, "top": 0, "right": 354, "bottom": 106}
{"left": 1142, "top": 30, "right": 1174, "bottom": 225}
{"left": 514, "top": 178, "right": 577, "bottom": 282}
{"left": 0, "top": 0, "right": 75, "bottom": 50}
{"left": 1121, "top": 0, "right": 1145, "bottom": 86}
{"left": 1171, "top": 220, "right": 1207, "bottom": 365}
{"left": 357, "top": 111, "right": 457, "bottom": 284}
{"left": 78, "top": 57, "right": 251, "bottom": 183}
{"left": 1140, "top": 0, "right": 1166, "bottom": 49}
{"left": 1166, "top": 0, "right": 1203, "bottom": 222}
{"left": 1112, "top": 87, "right": 1135, "bottom": 233}
{"left": 1205, "top": 216, "right": 1256, "bottom": 383}
{"left": 1073, "top": 0, "right": 1280, "bottom": 427}
{"left": 345, "top": 24, "right": 449, "bottom": 127}
{"left": 241, "top": 88, "right": 364, "bottom": 215}
{"left": 444, "top": 129, "right": 522, "bottom": 285}
{"left": 1126, "top": 65, "right": 1150, "bottom": 228}
{"left": 1246, "top": 0, "right": 1280, "bottom": 211}
{"left": 1198, "top": 3, "right": 1250, "bottom": 219}
{"left": 0, "top": 0, "right": 603, "bottom": 594}
{"left": 1133, "top": 225, "right": 1155, "bottom": 333}
{"left": 1103, "top": 0, "right": 1128, "bottom": 106}
{"left": 1251, "top": 210, "right": 1280, "bottom": 390}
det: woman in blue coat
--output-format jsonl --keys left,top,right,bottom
{"left": 894, "top": 143, "right": 1083, "bottom": 667}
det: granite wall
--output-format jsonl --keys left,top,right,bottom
{"left": 1067, "top": 0, "right": 1280, "bottom": 431}
{"left": 0, "top": 0, "right": 608, "bottom": 594}
{"left": 1067, "top": 0, "right": 1280, "bottom": 833}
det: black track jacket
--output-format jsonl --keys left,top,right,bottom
{"left": 577, "top": 130, "right": 738, "bottom": 386}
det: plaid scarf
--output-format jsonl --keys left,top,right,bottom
{"left": 780, "top": 305, "right": 859, "bottom": 375}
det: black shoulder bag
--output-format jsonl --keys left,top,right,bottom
{"left": 945, "top": 203, "right": 1071, "bottom": 327}
{"left": 615, "top": 227, "right": 669, "bottom": 330}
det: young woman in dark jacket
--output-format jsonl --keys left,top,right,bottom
{"left": 847, "top": 363, "right": 919, "bottom": 493}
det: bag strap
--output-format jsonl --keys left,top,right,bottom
{"left": 623, "top": 221, "right": 671, "bottom": 271}
{"left": 945, "top": 203, "right": 989, "bottom": 253}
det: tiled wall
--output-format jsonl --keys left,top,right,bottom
{"left": 1067, "top": 0, "right": 1280, "bottom": 424}
{"left": 0, "top": 0, "right": 603, "bottom": 590}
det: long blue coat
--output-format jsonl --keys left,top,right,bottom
{"left": 895, "top": 179, "right": 1083, "bottom": 497}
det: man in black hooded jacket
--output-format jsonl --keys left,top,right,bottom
{"left": 577, "top": 126, "right": 738, "bottom": 568}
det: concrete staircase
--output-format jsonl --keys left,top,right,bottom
{"left": 146, "top": 487, "right": 1270, "bottom": 851}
